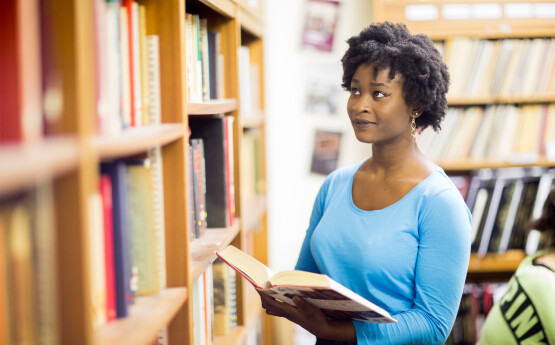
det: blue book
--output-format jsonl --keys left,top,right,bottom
{"left": 101, "top": 162, "right": 133, "bottom": 317}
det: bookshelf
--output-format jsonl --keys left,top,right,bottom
{"left": 373, "top": 0, "right": 555, "bottom": 277}
{"left": 0, "top": 1, "right": 267, "bottom": 345}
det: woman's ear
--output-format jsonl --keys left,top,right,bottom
{"left": 412, "top": 108, "right": 423, "bottom": 118}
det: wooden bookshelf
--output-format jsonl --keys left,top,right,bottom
{"left": 188, "top": 99, "right": 238, "bottom": 115}
{"left": 189, "top": 221, "right": 241, "bottom": 281}
{"left": 373, "top": 0, "right": 555, "bottom": 40}
{"left": 0, "top": 0, "right": 267, "bottom": 344}
{"left": 243, "top": 194, "right": 267, "bottom": 232}
{"left": 241, "top": 113, "right": 265, "bottom": 129}
{"left": 92, "top": 124, "right": 184, "bottom": 160}
{"left": 98, "top": 287, "right": 188, "bottom": 345}
{"left": 448, "top": 95, "right": 555, "bottom": 106}
{"left": 0, "top": 136, "right": 79, "bottom": 198}
{"left": 438, "top": 158, "right": 555, "bottom": 172}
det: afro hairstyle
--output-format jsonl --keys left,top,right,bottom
{"left": 341, "top": 22, "right": 449, "bottom": 132}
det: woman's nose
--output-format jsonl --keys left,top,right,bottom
{"left": 354, "top": 94, "right": 371, "bottom": 113}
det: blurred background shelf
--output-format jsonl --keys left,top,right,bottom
{"left": 0, "top": 136, "right": 79, "bottom": 197}
{"left": 98, "top": 288, "right": 187, "bottom": 345}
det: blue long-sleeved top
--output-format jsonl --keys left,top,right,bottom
{"left": 295, "top": 161, "right": 471, "bottom": 345}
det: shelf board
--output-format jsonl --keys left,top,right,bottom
{"left": 190, "top": 221, "right": 241, "bottom": 281}
{"left": 448, "top": 95, "right": 555, "bottom": 106}
{"left": 438, "top": 158, "right": 555, "bottom": 171}
{"left": 0, "top": 136, "right": 79, "bottom": 197}
{"left": 198, "top": 0, "right": 236, "bottom": 18}
{"left": 188, "top": 99, "right": 237, "bottom": 115}
{"left": 239, "top": 7, "right": 264, "bottom": 38}
{"left": 468, "top": 250, "right": 526, "bottom": 273}
{"left": 98, "top": 287, "right": 187, "bottom": 345}
{"left": 242, "top": 194, "right": 267, "bottom": 232}
{"left": 93, "top": 123, "right": 184, "bottom": 160}
{"left": 241, "top": 113, "right": 265, "bottom": 129}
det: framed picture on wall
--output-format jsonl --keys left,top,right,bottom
{"left": 301, "top": 0, "right": 341, "bottom": 52}
{"left": 310, "top": 130, "right": 342, "bottom": 175}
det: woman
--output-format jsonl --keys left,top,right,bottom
{"left": 478, "top": 186, "right": 555, "bottom": 345}
{"left": 260, "top": 22, "right": 471, "bottom": 344}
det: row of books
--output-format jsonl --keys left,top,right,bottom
{"left": 185, "top": 13, "right": 225, "bottom": 103}
{"left": 188, "top": 115, "right": 235, "bottom": 240}
{"left": 90, "top": 149, "right": 166, "bottom": 328}
{"left": 446, "top": 283, "right": 504, "bottom": 345}
{"left": 441, "top": 37, "right": 555, "bottom": 98}
{"left": 0, "top": 183, "right": 59, "bottom": 345}
{"left": 0, "top": 0, "right": 164, "bottom": 143}
{"left": 418, "top": 104, "right": 555, "bottom": 163}
{"left": 95, "top": 0, "right": 163, "bottom": 135}
{"left": 192, "top": 259, "right": 238, "bottom": 345}
{"left": 452, "top": 167, "right": 555, "bottom": 258}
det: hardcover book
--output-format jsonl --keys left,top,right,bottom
{"left": 216, "top": 245, "right": 396, "bottom": 323}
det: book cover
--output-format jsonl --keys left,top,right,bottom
{"left": 100, "top": 162, "right": 133, "bottom": 317}
{"left": 0, "top": 0, "right": 42, "bottom": 143}
{"left": 224, "top": 116, "right": 235, "bottom": 226}
{"left": 30, "top": 183, "right": 59, "bottom": 345}
{"left": 99, "top": 175, "right": 117, "bottom": 322}
{"left": 89, "top": 192, "right": 108, "bottom": 327}
{"left": 216, "top": 246, "right": 397, "bottom": 323}
{"left": 212, "top": 258, "right": 236, "bottom": 335}
{"left": 126, "top": 161, "right": 160, "bottom": 295}
{"left": 190, "top": 138, "right": 207, "bottom": 236}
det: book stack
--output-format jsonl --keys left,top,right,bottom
{"left": 0, "top": 183, "right": 59, "bottom": 345}
{"left": 188, "top": 116, "right": 235, "bottom": 236}
{"left": 464, "top": 167, "right": 555, "bottom": 258}
{"left": 185, "top": 13, "right": 225, "bottom": 103}
{"left": 93, "top": 0, "right": 165, "bottom": 135}
{"left": 94, "top": 151, "right": 167, "bottom": 328}
{"left": 417, "top": 104, "right": 555, "bottom": 164}
{"left": 442, "top": 38, "right": 555, "bottom": 100}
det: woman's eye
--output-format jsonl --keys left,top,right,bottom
{"left": 351, "top": 88, "right": 360, "bottom": 96}
{"left": 373, "top": 91, "right": 387, "bottom": 98}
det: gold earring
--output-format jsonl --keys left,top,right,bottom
{"left": 411, "top": 117, "right": 417, "bottom": 142}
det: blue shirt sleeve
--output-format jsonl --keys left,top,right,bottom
{"left": 295, "top": 176, "right": 331, "bottom": 274}
{"left": 353, "top": 188, "right": 471, "bottom": 345}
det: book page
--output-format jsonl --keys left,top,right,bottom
{"left": 270, "top": 270, "right": 331, "bottom": 288}
{"left": 216, "top": 245, "right": 273, "bottom": 288}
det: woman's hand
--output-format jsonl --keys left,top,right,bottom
{"left": 257, "top": 291, "right": 357, "bottom": 343}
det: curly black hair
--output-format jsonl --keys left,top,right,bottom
{"left": 526, "top": 186, "right": 555, "bottom": 250}
{"left": 341, "top": 22, "right": 449, "bottom": 132}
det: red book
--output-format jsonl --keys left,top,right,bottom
{"left": 0, "top": 0, "right": 42, "bottom": 143}
{"left": 100, "top": 175, "right": 117, "bottom": 322}
{"left": 123, "top": 0, "right": 136, "bottom": 127}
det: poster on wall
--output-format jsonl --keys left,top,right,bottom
{"left": 301, "top": 0, "right": 341, "bottom": 52}
{"left": 310, "top": 130, "right": 342, "bottom": 175}
{"left": 304, "top": 61, "right": 342, "bottom": 116}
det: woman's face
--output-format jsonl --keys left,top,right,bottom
{"left": 347, "top": 63, "right": 414, "bottom": 145}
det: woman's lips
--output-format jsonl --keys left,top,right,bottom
{"left": 352, "top": 118, "right": 376, "bottom": 129}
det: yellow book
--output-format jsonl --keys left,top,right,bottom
{"left": 139, "top": 4, "right": 150, "bottom": 125}
{"left": 127, "top": 162, "right": 160, "bottom": 295}
{"left": 509, "top": 105, "right": 543, "bottom": 164}
{"left": 543, "top": 104, "right": 555, "bottom": 161}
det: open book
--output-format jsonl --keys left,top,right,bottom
{"left": 215, "top": 245, "right": 396, "bottom": 323}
